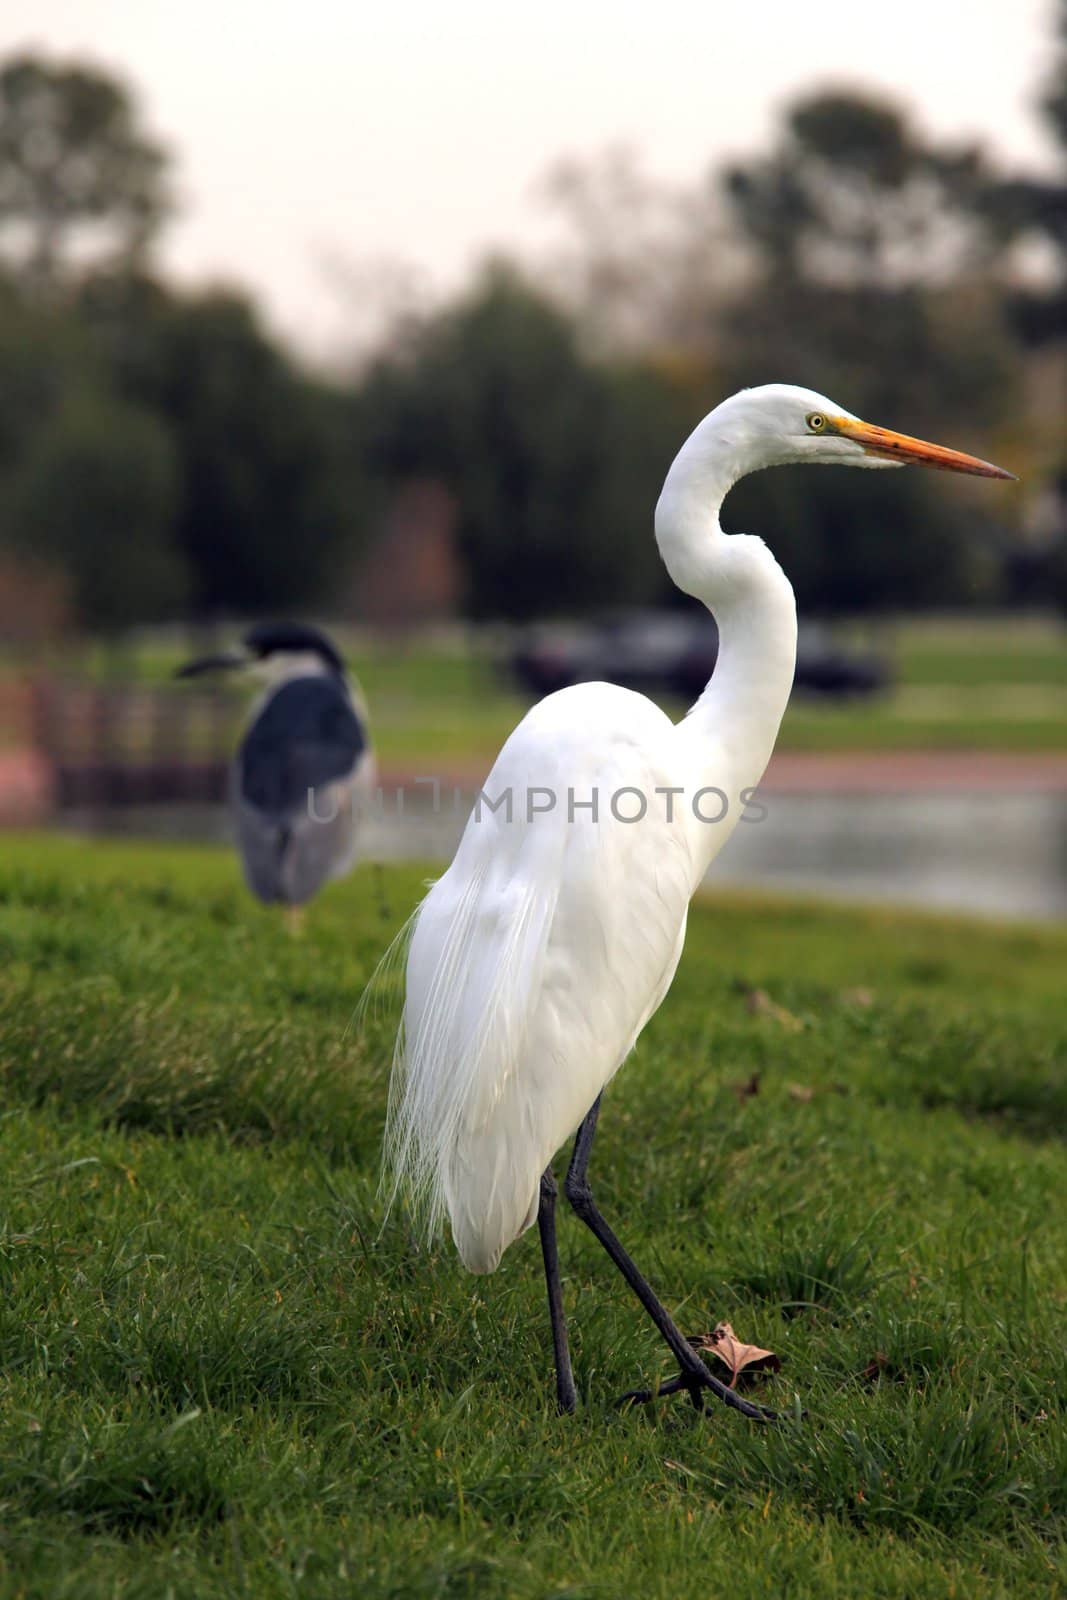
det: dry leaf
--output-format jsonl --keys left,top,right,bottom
{"left": 787, "top": 1083, "right": 815, "bottom": 1103}
{"left": 841, "top": 987, "right": 874, "bottom": 1007}
{"left": 690, "top": 1322, "right": 782, "bottom": 1387}
{"left": 731, "top": 1070, "right": 761, "bottom": 1102}
{"left": 745, "top": 988, "right": 804, "bottom": 1031}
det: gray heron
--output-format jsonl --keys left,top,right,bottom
{"left": 177, "top": 622, "right": 374, "bottom": 916}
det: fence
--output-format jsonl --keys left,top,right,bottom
{"left": 24, "top": 678, "right": 245, "bottom": 811}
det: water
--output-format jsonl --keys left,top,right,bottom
{"left": 708, "top": 789, "right": 1067, "bottom": 922}
{"left": 66, "top": 786, "right": 1067, "bottom": 923}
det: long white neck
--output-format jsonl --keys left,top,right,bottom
{"left": 655, "top": 412, "right": 798, "bottom": 858}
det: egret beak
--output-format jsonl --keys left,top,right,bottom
{"left": 174, "top": 649, "right": 248, "bottom": 679}
{"left": 831, "top": 417, "right": 1016, "bottom": 480}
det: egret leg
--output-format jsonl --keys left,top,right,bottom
{"left": 537, "top": 1169, "right": 577, "bottom": 1414}
{"left": 563, "top": 1095, "right": 776, "bottom": 1422}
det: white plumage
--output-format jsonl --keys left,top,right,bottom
{"left": 392, "top": 682, "right": 696, "bottom": 1270}
{"left": 383, "top": 383, "right": 1012, "bottom": 1413}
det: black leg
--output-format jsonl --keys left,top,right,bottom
{"left": 563, "top": 1095, "right": 776, "bottom": 1422}
{"left": 537, "top": 1168, "right": 576, "bottom": 1414}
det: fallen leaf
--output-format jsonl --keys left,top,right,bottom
{"left": 690, "top": 1322, "right": 781, "bottom": 1387}
{"left": 841, "top": 987, "right": 875, "bottom": 1007}
{"left": 731, "top": 1070, "right": 761, "bottom": 1102}
{"left": 745, "top": 988, "right": 805, "bottom": 1031}
{"left": 787, "top": 1083, "right": 815, "bottom": 1103}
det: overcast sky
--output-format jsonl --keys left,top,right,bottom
{"left": 0, "top": 1, "right": 1058, "bottom": 359}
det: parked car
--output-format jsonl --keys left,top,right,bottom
{"left": 510, "top": 611, "right": 890, "bottom": 700}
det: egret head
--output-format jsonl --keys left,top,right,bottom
{"left": 176, "top": 622, "right": 346, "bottom": 683}
{"left": 712, "top": 384, "right": 1015, "bottom": 479}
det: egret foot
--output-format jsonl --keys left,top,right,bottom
{"left": 284, "top": 906, "right": 306, "bottom": 937}
{"left": 616, "top": 1366, "right": 779, "bottom": 1422}
{"left": 562, "top": 1095, "right": 778, "bottom": 1423}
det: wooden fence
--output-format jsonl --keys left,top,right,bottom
{"left": 17, "top": 678, "right": 246, "bottom": 811}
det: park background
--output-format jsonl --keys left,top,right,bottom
{"left": 0, "top": 7, "right": 1066, "bottom": 915}
{"left": 0, "top": 4, "right": 1065, "bottom": 1598}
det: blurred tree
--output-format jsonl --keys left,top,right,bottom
{"left": 715, "top": 92, "right": 1015, "bottom": 612}
{"left": 981, "top": 0, "right": 1067, "bottom": 606}
{"left": 79, "top": 275, "right": 367, "bottom": 615}
{"left": 0, "top": 280, "right": 185, "bottom": 630}
{"left": 0, "top": 53, "right": 170, "bottom": 293}
{"left": 539, "top": 146, "right": 733, "bottom": 355}
{"left": 0, "top": 277, "right": 97, "bottom": 470}
{"left": 0, "top": 263, "right": 368, "bottom": 628}
{"left": 720, "top": 92, "right": 1012, "bottom": 424}
{"left": 724, "top": 460, "right": 997, "bottom": 616}
{"left": 725, "top": 92, "right": 998, "bottom": 293}
{"left": 6, "top": 397, "right": 183, "bottom": 629}
{"left": 361, "top": 265, "right": 686, "bottom": 620}
{"left": 988, "top": 0, "right": 1067, "bottom": 348}
{"left": 541, "top": 93, "right": 1015, "bottom": 614}
{"left": 0, "top": 553, "right": 70, "bottom": 645}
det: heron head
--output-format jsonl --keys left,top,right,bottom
{"left": 718, "top": 384, "right": 1015, "bottom": 479}
{"left": 175, "top": 622, "right": 346, "bottom": 682}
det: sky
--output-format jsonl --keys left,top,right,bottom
{"left": 0, "top": 0, "right": 1059, "bottom": 361}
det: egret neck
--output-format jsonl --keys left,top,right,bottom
{"left": 654, "top": 418, "right": 798, "bottom": 872}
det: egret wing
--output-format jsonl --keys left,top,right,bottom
{"left": 388, "top": 682, "right": 695, "bottom": 1272}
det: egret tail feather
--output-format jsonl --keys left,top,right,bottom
{"left": 384, "top": 840, "right": 563, "bottom": 1270}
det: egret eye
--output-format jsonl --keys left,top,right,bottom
{"left": 807, "top": 413, "right": 826, "bottom": 433}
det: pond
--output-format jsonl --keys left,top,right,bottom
{"left": 64, "top": 784, "right": 1067, "bottom": 923}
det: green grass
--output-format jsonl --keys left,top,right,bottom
{"left": 892, "top": 615, "right": 1067, "bottom": 686}
{"left": 354, "top": 619, "right": 1067, "bottom": 762}
{"left": 775, "top": 702, "right": 1067, "bottom": 752}
{"left": 13, "top": 613, "right": 1067, "bottom": 765}
{"left": 356, "top": 619, "right": 1067, "bottom": 760}
{"left": 0, "top": 835, "right": 1064, "bottom": 1596}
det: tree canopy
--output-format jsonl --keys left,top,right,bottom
{"left": 0, "top": 45, "right": 1057, "bottom": 632}
{"left": 0, "top": 54, "right": 169, "bottom": 292}
{"left": 725, "top": 92, "right": 998, "bottom": 291}
{"left": 80, "top": 276, "right": 365, "bottom": 614}
{"left": 361, "top": 266, "right": 685, "bottom": 619}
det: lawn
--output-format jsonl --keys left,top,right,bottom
{"left": 0, "top": 835, "right": 1065, "bottom": 1597}
{"left": 14, "top": 613, "right": 1067, "bottom": 767}
{"left": 351, "top": 613, "right": 1067, "bottom": 761}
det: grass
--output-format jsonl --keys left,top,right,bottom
{"left": 11, "top": 613, "right": 1067, "bottom": 764}
{"left": 0, "top": 835, "right": 1065, "bottom": 1596}
{"left": 353, "top": 613, "right": 1067, "bottom": 761}
{"left": 361, "top": 612, "right": 1067, "bottom": 758}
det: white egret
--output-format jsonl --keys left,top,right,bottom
{"left": 177, "top": 622, "right": 374, "bottom": 916}
{"left": 385, "top": 385, "right": 1013, "bottom": 1417}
